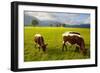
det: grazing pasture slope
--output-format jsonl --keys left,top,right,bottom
{"left": 24, "top": 27, "right": 90, "bottom": 62}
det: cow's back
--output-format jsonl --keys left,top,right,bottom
{"left": 63, "top": 35, "right": 84, "bottom": 46}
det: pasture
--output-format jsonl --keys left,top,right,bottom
{"left": 24, "top": 27, "right": 90, "bottom": 62}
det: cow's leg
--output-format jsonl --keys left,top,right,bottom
{"left": 38, "top": 46, "right": 40, "bottom": 51}
{"left": 77, "top": 44, "right": 82, "bottom": 53}
{"left": 43, "top": 48, "right": 46, "bottom": 53}
{"left": 65, "top": 42, "right": 70, "bottom": 51}
{"left": 80, "top": 45, "right": 86, "bottom": 55}
{"left": 65, "top": 44, "right": 67, "bottom": 51}
{"left": 75, "top": 46, "right": 79, "bottom": 52}
{"left": 62, "top": 41, "right": 65, "bottom": 51}
{"left": 75, "top": 44, "right": 79, "bottom": 52}
{"left": 78, "top": 39, "right": 86, "bottom": 55}
{"left": 34, "top": 43, "right": 37, "bottom": 48}
{"left": 78, "top": 45, "right": 85, "bottom": 55}
{"left": 81, "top": 42, "right": 85, "bottom": 53}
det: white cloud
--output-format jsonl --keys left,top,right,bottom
{"left": 25, "top": 11, "right": 55, "bottom": 20}
{"left": 25, "top": 11, "right": 90, "bottom": 25}
{"left": 83, "top": 17, "right": 90, "bottom": 24}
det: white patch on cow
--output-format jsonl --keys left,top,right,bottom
{"left": 34, "top": 34, "right": 42, "bottom": 37}
{"left": 62, "top": 41, "right": 71, "bottom": 45}
{"left": 37, "top": 44, "right": 40, "bottom": 47}
{"left": 65, "top": 41, "right": 71, "bottom": 45}
{"left": 69, "top": 34, "right": 80, "bottom": 37}
{"left": 62, "top": 41, "right": 64, "bottom": 44}
{"left": 62, "top": 32, "right": 69, "bottom": 36}
{"left": 62, "top": 32, "right": 80, "bottom": 37}
{"left": 75, "top": 43, "right": 79, "bottom": 46}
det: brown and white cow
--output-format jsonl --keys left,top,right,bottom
{"left": 62, "top": 32, "right": 85, "bottom": 54}
{"left": 34, "top": 34, "right": 48, "bottom": 52}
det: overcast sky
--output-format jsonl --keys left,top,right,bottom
{"left": 24, "top": 11, "right": 90, "bottom": 25}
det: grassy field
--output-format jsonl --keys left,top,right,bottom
{"left": 24, "top": 27, "right": 90, "bottom": 62}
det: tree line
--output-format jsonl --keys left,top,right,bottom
{"left": 31, "top": 19, "right": 66, "bottom": 27}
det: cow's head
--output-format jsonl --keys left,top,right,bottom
{"left": 42, "top": 44, "right": 48, "bottom": 52}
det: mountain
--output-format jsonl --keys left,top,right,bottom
{"left": 65, "top": 24, "right": 90, "bottom": 28}
{"left": 24, "top": 14, "right": 39, "bottom": 26}
{"left": 24, "top": 14, "right": 62, "bottom": 26}
{"left": 24, "top": 14, "right": 90, "bottom": 28}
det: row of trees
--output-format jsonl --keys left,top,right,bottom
{"left": 49, "top": 24, "right": 66, "bottom": 27}
{"left": 31, "top": 19, "right": 66, "bottom": 27}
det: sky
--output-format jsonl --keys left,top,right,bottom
{"left": 25, "top": 11, "right": 90, "bottom": 25}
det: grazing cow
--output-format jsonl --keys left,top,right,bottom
{"left": 62, "top": 32, "right": 85, "bottom": 54}
{"left": 34, "top": 34, "right": 48, "bottom": 52}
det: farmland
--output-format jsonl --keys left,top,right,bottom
{"left": 24, "top": 27, "right": 90, "bottom": 62}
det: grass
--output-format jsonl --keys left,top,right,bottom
{"left": 24, "top": 27, "right": 90, "bottom": 62}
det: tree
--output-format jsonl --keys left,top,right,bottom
{"left": 62, "top": 24, "right": 66, "bottom": 27}
{"left": 32, "top": 19, "right": 38, "bottom": 26}
{"left": 56, "top": 24, "right": 59, "bottom": 27}
{"left": 50, "top": 24, "right": 53, "bottom": 27}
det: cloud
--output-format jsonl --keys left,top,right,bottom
{"left": 83, "top": 17, "right": 90, "bottom": 24}
{"left": 61, "top": 13, "right": 90, "bottom": 24}
{"left": 25, "top": 11, "right": 55, "bottom": 20}
{"left": 24, "top": 11, "right": 90, "bottom": 25}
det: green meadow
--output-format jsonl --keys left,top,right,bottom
{"left": 24, "top": 27, "right": 90, "bottom": 62}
